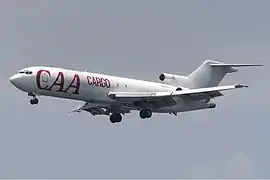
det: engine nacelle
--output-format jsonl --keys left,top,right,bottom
{"left": 159, "top": 73, "right": 190, "bottom": 86}
{"left": 159, "top": 73, "right": 183, "bottom": 81}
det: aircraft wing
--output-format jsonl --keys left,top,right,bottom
{"left": 70, "top": 102, "right": 131, "bottom": 116}
{"left": 108, "top": 84, "right": 248, "bottom": 108}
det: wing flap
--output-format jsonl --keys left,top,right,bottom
{"left": 139, "top": 97, "right": 177, "bottom": 109}
{"left": 182, "top": 90, "right": 224, "bottom": 101}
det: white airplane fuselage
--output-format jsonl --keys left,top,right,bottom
{"left": 9, "top": 66, "right": 214, "bottom": 114}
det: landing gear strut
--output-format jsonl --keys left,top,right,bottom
{"left": 109, "top": 113, "right": 122, "bottom": 123}
{"left": 139, "top": 109, "right": 152, "bottom": 119}
{"left": 28, "top": 93, "right": 39, "bottom": 105}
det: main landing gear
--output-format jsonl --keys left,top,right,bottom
{"left": 139, "top": 109, "right": 152, "bottom": 119}
{"left": 109, "top": 113, "right": 122, "bottom": 123}
{"left": 28, "top": 93, "right": 39, "bottom": 105}
{"left": 109, "top": 109, "right": 152, "bottom": 123}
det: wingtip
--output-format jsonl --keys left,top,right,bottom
{"left": 235, "top": 84, "right": 248, "bottom": 88}
{"left": 253, "top": 64, "right": 264, "bottom": 67}
{"left": 68, "top": 109, "right": 81, "bottom": 113}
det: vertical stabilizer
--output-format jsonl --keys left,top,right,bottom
{"left": 187, "top": 60, "right": 262, "bottom": 88}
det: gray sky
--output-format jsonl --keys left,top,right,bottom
{"left": 0, "top": 0, "right": 269, "bottom": 178}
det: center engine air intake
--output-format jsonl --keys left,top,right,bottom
{"left": 158, "top": 73, "right": 190, "bottom": 87}
{"left": 159, "top": 73, "right": 176, "bottom": 81}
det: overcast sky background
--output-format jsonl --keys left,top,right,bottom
{"left": 0, "top": 0, "right": 269, "bottom": 178}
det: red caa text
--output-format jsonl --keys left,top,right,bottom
{"left": 36, "top": 70, "right": 80, "bottom": 95}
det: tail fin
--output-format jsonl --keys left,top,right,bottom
{"left": 187, "top": 60, "right": 262, "bottom": 88}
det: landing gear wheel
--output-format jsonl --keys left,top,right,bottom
{"left": 139, "top": 110, "right": 146, "bottom": 119}
{"left": 30, "top": 98, "right": 39, "bottom": 105}
{"left": 109, "top": 113, "right": 122, "bottom": 123}
{"left": 139, "top": 109, "right": 152, "bottom": 119}
{"left": 146, "top": 110, "right": 152, "bottom": 118}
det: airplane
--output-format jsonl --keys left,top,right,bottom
{"left": 9, "top": 60, "right": 262, "bottom": 123}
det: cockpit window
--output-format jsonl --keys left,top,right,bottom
{"left": 18, "top": 70, "right": 33, "bottom": 75}
{"left": 25, "top": 71, "right": 33, "bottom": 75}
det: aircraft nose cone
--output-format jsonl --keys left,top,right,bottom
{"left": 9, "top": 74, "right": 20, "bottom": 86}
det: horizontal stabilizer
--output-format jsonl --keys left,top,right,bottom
{"left": 210, "top": 64, "right": 263, "bottom": 67}
{"left": 209, "top": 63, "right": 263, "bottom": 73}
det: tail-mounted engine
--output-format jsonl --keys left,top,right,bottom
{"left": 159, "top": 73, "right": 176, "bottom": 81}
{"left": 159, "top": 73, "right": 190, "bottom": 87}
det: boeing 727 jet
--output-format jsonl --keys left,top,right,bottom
{"left": 9, "top": 60, "right": 262, "bottom": 123}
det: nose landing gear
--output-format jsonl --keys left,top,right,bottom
{"left": 28, "top": 93, "right": 39, "bottom": 105}
{"left": 30, "top": 98, "right": 39, "bottom": 105}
